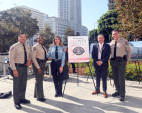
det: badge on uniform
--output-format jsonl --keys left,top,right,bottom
{"left": 33, "top": 47, "right": 37, "bottom": 51}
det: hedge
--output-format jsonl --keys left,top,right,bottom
{"left": 83, "top": 59, "right": 142, "bottom": 81}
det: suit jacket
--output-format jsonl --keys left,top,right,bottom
{"left": 92, "top": 43, "right": 110, "bottom": 69}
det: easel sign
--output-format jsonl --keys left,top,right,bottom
{"left": 68, "top": 36, "right": 90, "bottom": 63}
{"left": 62, "top": 36, "right": 95, "bottom": 97}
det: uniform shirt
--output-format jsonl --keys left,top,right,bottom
{"left": 32, "top": 43, "right": 47, "bottom": 69}
{"left": 98, "top": 43, "right": 104, "bottom": 60}
{"left": 110, "top": 38, "right": 132, "bottom": 61}
{"left": 47, "top": 45, "right": 65, "bottom": 66}
{"left": 9, "top": 42, "right": 31, "bottom": 70}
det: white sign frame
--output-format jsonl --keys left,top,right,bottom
{"left": 68, "top": 36, "right": 90, "bottom": 63}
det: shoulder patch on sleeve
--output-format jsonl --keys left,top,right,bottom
{"left": 49, "top": 47, "right": 52, "bottom": 51}
{"left": 63, "top": 48, "right": 66, "bottom": 52}
{"left": 125, "top": 41, "right": 129, "bottom": 45}
{"left": 33, "top": 47, "right": 37, "bottom": 51}
{"left": 10, "top": 47, "right": 14, "bottom": 51}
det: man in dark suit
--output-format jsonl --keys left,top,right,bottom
{"left": 92, "top": 34, "right": 110, "bottom": 98}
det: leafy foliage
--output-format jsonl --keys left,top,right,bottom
{"left": 84, "top": 60, "right": 142, "bottom": 81}
{"left": 114, "top": 0, "right": 142, "bottom": 40}
{"left": 88, "top": 29, "right": 98, "bottom": 44}
{"left": 40, "top": 25, "right": 55, "bottom": 49}
{"left": 97, "top": 10, "right": 119, "bottom": 43}
{"left": 0, "top": 8, "right": 39, "bottom": 52}
{"left": 64, "top": 27, "right": 75, "bottom": 46}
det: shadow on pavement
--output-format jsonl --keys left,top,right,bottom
{"left": 44, "top": 94, "right": 138, "bottom": 113}
{"left": 23, "top": 103, "right": 62, "bottom": 113}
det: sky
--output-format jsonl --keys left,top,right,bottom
{"left": 0, "top": 0, "right": 108, "bottom": 31}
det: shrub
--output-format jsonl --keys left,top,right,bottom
{"left": 84, "top": 60, "right": 142, "bottom": 81}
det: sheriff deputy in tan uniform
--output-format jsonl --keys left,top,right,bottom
{"left": 32, "top": 35, "right": 47, "bottom": 102}
{"left": 110, "top": 30, "right": 132, "bottom": 101}
{"left": 9, "top": 33, "right": 31, "bottom": 110}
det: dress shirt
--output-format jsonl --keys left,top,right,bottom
{"left": 98, "top": 43, "right": 104, "bottom": 60}
{"left": 47, "top": 45, "right": 65, "bottom": 66}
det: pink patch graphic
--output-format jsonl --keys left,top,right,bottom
{"left": 10, "top": 47, "right": 14, "bottom": 51}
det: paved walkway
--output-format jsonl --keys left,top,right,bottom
{"left": 0, "top": 74, "right": 142, "bottom": 113}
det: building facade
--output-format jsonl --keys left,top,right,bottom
{"left": 58, "top": 0, "right": 82, "bottom": 35}
{"left": 44, "top": 17, "right": 70, "bottom": 40}
{"left": 17, "top": 6, "right": 46, "bottom": 32}
{"left": 81, "top": 25, "right": 88, "bottom": 36}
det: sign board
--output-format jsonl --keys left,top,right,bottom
{"left": 68, "top": 36, "right": 90, "bottom": 63}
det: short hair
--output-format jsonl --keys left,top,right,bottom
{"left": 97, "top": 34, "right": 104, "bottom": 37}
{"left": 112, "top": 29, "right": 119, "bottom": 33}
{"left": 97, "top": 34, "right": 105, "bottom": 39}
{"left": 37, "top": 34, "right": 43, "bottom": 39}
{"left": 18, "top": 33, "right": 26, "bottom": 37}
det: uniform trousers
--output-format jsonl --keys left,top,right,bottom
{"left": 33, "top": 62, "right": 45, "bottom": 99}
{"left": 51, "top": 60, "right": 63, "bottom": 95}
{"left": 13, "top": 65, "right": 27, "bottom": 104}
{"left": 110, "top": 60, "right": 126, "bottom": 97}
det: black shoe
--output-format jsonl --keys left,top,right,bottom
{"left": 37, "top": 98, "right": 46, "bottom": 102}
{"left": 73, "top": 71, "right": 77, "bottom": 73}
{"left": 15, "top": 103, "right": 22, "bottom": 110}
{"left": 34, "top": 95, "right": 36, "bottom": 98}
{"left": 58, "top": 93, "right": 63, "bottom": 97}
{"left": 120, "top": 96, "right": 125, "bottom": 101}
{"left": 55, "top": 94, "right": 59, "bottom": 97}
{"left": 20, "top": 99, "right": 30, "bottom": 104}
{"left": 112, "top": 92, "right": 120, "bottom": 97}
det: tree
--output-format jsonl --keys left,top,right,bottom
{"left": 40, "top": 25, "right": 55, "bottom": 49}
{"left": 64, "top": 27, "right": 75, "bottom": 45}
{"left": 89, "top": 29, "right": 98, "bottom": 44}
{"left": 0, "top": 21, "right": 18, "bottom": 52}
{"left": 114, "top": 0, "right": 142, "bottom": 40}
{"left": 64, "top": 27, "right": 75, "bottom": 37}
{"left": 0, "top": 8, "right": 39, "bottom": 52}
{"left": 1, "top": 8, "right": 39, "bottom": 37}
{"left": 97, "top": 9, "right": 119, "bottom": 42}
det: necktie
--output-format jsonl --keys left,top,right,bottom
{"left": 42, "top": 45, "right": 47, "bottom": 60}
{"left": 114, "top": 41, "right": 117, "bottom": 59}
{"left": 55, "top": 46, "right": 58, "bottom": 59}
{"left": 23, "top": 44, "right": 27, "bottom": 64}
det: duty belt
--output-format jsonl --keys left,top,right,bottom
{"left": 15, "top": 63, "right": 27, "bottom": 67}
{"left": 110, "top": 55, "right": 127, "bottom": 62}
{"left": 52, "top": 59, "right": 61, "bottom": 62}
{"left": 36, "top": 58, "right": 46, "bottom": 63}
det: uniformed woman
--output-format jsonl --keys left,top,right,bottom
{"left": 47, "top": 36, "right": 65, "bottom": 97}
{"left": 32, "top": 35, "right": 47, "bottom": 102}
